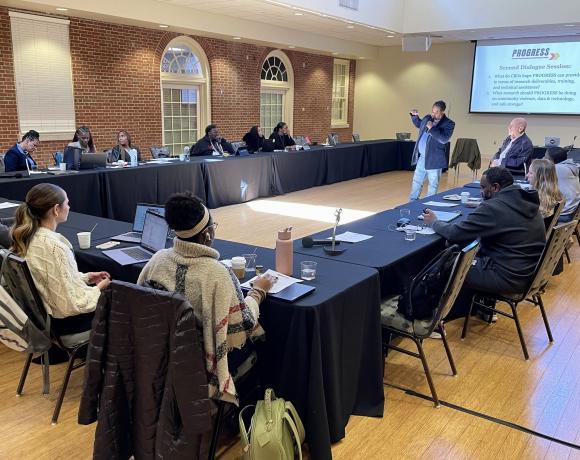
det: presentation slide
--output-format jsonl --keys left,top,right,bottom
{"left": 470, "top": 39, "right": 580, "bottom": 114}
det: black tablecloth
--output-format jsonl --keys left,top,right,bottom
{"left": 0, "top": 139, "right": 453, "bottom": 225}
{"left": 53, "top": 213, "right": 383, "bottom": 460}
{"left": 294, "top": 187, "right": 474, "bottom": 297}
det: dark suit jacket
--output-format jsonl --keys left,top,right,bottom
{"left": 492, "top": 133, "right": 533, "bottom": 174}
{"left": 3, "top": 144, "right": 37, "bottom": 172}
{"left": 191, "top": 135, "right": 234, "bottom": 156}
{"left": 411, "top": 114, "right": 455, "bottom": 170}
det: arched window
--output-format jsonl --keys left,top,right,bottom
{"left": 160, "top": 37, "right": 210, "bottom": 155}
{"left": 260, "top": 50, "right": 294, "bottom": 137}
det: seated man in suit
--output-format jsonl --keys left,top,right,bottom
{"left": 3, "top": 130, "right": 39, "bottom": 172}
{"left": 490, "top": 117, "right": 533, "bottom": 176}
{"left": 191, "top": 124, "right": 235, "bottom": 157}
{"left": 422, "top": 167, "right": 546, "bottom": 320}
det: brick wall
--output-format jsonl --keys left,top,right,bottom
{"left": 0, "top": 7, "right": 355, "bottom": 167}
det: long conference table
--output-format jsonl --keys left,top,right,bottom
{"left": 0, "top": 140, "right": 425, "bottom": 222}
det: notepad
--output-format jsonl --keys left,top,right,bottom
{"left": 418, "top": 210, "right": 461, "bottom": 222}
{"left": 423, "top": 201, "right": 460, "bottom": 208}
{"left": 328, "top": 231, "right": 373, "bottom": 243}
{"left": 241, "top": 269, "right": 302, "bottom": 294}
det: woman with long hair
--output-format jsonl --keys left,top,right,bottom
{"left": 527, "top": 158, "right": 563, "bottom": 219}
{"left": 69, "top": 126, "right": 96, "bottom": 153}
{"left": 269, "top": 121, "right": 296, "bottom": 150}
{"left": 109, "top": 129, "right": 141, "bottom": 162}
{"left": 11, "top": 183, "right": 110, "bottom": 334}
{"left": 242, "top": 125, "right": 264, "bottom": 153}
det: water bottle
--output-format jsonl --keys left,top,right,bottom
{"left": 275, "top": 227, "right": 293, "bottom": 276}
{"left": 55, "top": 151, "right": 63, "bottom": 165}
{"left": 183, "top": 145, "right": 190, "bottom": 161}
{"left": 129, "top": 148, "right": 138, "bottom": 167}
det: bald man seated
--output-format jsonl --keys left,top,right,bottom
{"left": 490, "top": 117, "right": 533, "bottom": 176}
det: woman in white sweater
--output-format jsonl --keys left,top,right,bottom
{"left": 138, "top": 192, "right": 274, "bottom": 405}
{"left": 11, "top": 183, "right": 111, "bottom": 335}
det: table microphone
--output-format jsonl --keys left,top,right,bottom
{"left": 301, "top": 236, "right": 341, "bottom": 248}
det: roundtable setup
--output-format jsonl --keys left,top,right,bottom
{"left": 0, "top": 139, "right": 432, "bottom": 222}
{"left": 0, "top": 179, "right": 477, "bottom": 460}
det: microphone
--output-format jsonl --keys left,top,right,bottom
{"left": 301, "top": 236, "right": 341, "bottom": 248}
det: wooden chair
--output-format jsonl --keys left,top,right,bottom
{"left": 462, "top": 221, "right": 578, "bottom": 360}
{"left": 381, "top": 240, "right": 479, "bottom": 407}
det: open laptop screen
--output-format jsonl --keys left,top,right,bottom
{"left": 134, "top": 204, "right": 165, "bottom": 231}
{"left": 140, "top": 211, "right": 168, "bottom": 253}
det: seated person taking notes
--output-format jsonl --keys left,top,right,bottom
{"left": 68, "top": 126, "right": 97, "bottom": 153}
{"left": 10, "top": 183, "right": 111, "bottom": 335}
{"left": 422, "top": 167, "right": 545, "bottom": 320}
{"left": 546, "top": 147, "right": 580, "bottom": 222}
{"left": 137, "top": 192, "right": 273, "bottom": 404}
{"left": 269, "top": 122, "right": 296, "bottom": 150}
{"left": 4, "top": 130, "right": 39, "bottom": 172}
{"left": 191, "top": 124, "right": 235, "bottom": 156}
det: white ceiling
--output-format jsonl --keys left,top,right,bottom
{"left": 156, "top": 0, "right": 580, "bottom": 47}
{"left": 156, "top": 0, "right": 400, "bottom": 47}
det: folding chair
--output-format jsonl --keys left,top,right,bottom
{"left": 381, "top": 240, "right": 479, "bottom": 407}
{"left": 462, "top": 221, "right": 578, "bottom": 360}
{"left": 1, "top": 252, "right": 89, "bottom": 424}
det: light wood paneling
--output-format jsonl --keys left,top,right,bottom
{"left": 1, "top": 169, "right": 579, "bottom": 460}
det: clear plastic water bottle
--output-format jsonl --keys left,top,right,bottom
{"left": 129, "top": 148, "right": 138, "bottom": 167}
{"left": 183, "top": 145, "right": 190, "bottom": 161}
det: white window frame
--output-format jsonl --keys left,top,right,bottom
{"left": 260, "top": 50, "right": 294, "bottom": 133}
{"left": 160, "top": 36, "right": 210, "bottom": 153}
{"left": 331, "top": 58, "right": 350, "bottom": 128}
{"left": 9, "top": 11, "right": 76, "bottom": 140}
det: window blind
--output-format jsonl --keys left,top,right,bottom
{"left": 9, "top": 12, "right": 75, "bottom": 138}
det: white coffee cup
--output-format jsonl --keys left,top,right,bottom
{"left": 77, "top": 232, "right": 91, "bottom": 249}
{"left": 59, "top": 162, "right": 66, "bottom": 171}
{"left": 461, "top": 192, "right": 470, "bottom": 204}
{"left": 231, "top": 256, "right": 246, "bottom": 280}
{"left": 179, "top": 154, "right": 186, "bottom": 161}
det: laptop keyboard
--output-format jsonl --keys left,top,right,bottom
{"left": 123, "top": 232, "right": 141, "bottom": 239}
{"left": 122, "top": 247, "right": 151, "bottom": 260}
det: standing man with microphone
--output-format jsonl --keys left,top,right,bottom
{"left": 409, "top": 100, "right": 455, "bottom": 200}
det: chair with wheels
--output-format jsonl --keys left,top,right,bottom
{"left": 381, "top": 240, "right": 480, "bottom": 407}
{"left": 150, "top": 146, "right": 171, "bottom": 158}
{"left": 462, "top": 220, "right": 578, "bottom": 360}
{"left": 1, "top": 251, "right": 89, "bottom": 424}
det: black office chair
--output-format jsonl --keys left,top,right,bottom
{"left": 381, "top": 240, "right": 479, "bottom": 407}
{"left": 563, "top": 204, "right": 580, "bottom": 263}
{"left": 462, "top": 220, "right": 578, "bottom": 360}
{"left": 1, "top": 251, "right": 89, "bottom": 424}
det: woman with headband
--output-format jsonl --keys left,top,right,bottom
{"left": 137, "top": 192, "right": 274, "bottom": 405}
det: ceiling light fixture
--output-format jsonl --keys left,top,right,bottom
{"left": 564, "top": 24, "right": 576, "bottom": 27}
{"left": 332, "top": 52, "right": 339, "bottom": 55}
{"left": 346, "top": 25, "right": 354, "bottom": 29}
{"left": 56, "top": 7, "right": 68, "bottom": 11}
{"left": 159, "top": 24, "right": 169, "bottom": 28}
{"left": 294, "top": 12, "right": 303, "bottom": 16}
{"left": 233, "top": 36, "right": 242, "bottom": 40}
{"left": 288, "top": 45, "right": 296, "bottom": 48}
{"left": 387, "top": 35, "right": 395, "bottom": 38}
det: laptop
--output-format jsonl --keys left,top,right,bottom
{"left": 237, "top": 147, "right": 250, "bottom": 157}
{"left": 112, "top": 203, "right": 165, "bottom": 243}
{"left": 261, "top": 139, "right": 276, "bottom": 152}
{"left": 544, "top": 136, "right": 560, "bottom": 147}
{"left": 396, "top": 132, "right": 411, "bottom": 141}
{"left": 63, "top": 146, "right": 83, "bottom": 170}
{"left": 80, "top": 153, "right": 108, "bottom": 169}
{"left": 103, "top": 211, "right": 168, "bottom": 265}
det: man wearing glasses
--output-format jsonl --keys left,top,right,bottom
{"left": 4, "top": 130, "right": 39, "bottom": 172}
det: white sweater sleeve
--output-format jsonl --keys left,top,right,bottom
{"left": 27, "top": 234, "right": 101, "bottom": 318}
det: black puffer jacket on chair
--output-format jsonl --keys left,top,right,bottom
{"left": 78, "top": 280, "right": 212, "bottom": 460}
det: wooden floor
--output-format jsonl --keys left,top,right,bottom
{"left": 1, "top": 169, "right": 579, "bottom": 460}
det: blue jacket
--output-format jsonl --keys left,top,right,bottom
{"left": 411, "top": 114, "right": 455, "bottom": 170}
{"left": 492, "top": 133, "right": 533, "bottom": 174}
{"left": 3, "top": 144, "right": 36, "bottom": 172}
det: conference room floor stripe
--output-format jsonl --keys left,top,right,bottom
{"left": 384, "top": 382, "right": 580, "bottom": 450}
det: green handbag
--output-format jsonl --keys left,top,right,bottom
{"left": 239, "top": 388, "right": 305, "bottom": 460}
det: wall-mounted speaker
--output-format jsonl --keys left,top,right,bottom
{"left": 402, "top": 35, "right": 432, "bottom": 52}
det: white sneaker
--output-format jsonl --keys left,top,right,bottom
{"left": 429, "top": 331, "right": 442, "bottom": 339}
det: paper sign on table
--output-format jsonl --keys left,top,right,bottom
{"left": 327, "top": 231, "right": 373, "bottom": 243}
